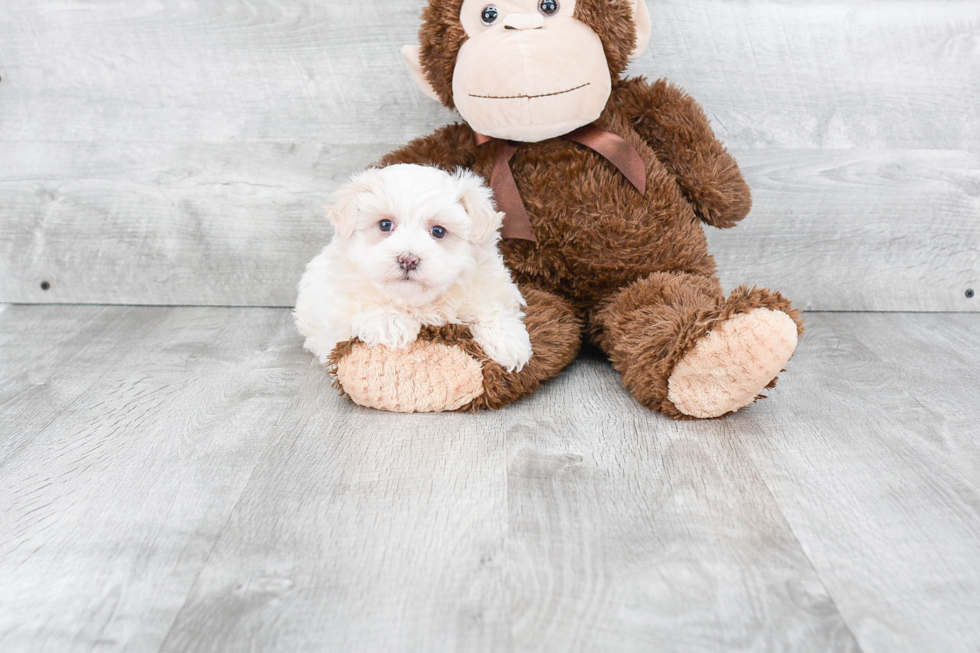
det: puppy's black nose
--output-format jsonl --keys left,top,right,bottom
{"left": 398, "top": 253, "right": 420, "bottom": 271}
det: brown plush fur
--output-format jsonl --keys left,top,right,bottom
{"left": 332, "top": 0, "right": 803, "bottom": 417}
{"left": 328, "top": 288, "right": 583, "bottom": 411}
{"left": 593, "top": 279, "right": 803, "bottom": 419}
{"left": 465, "top": 287, "right": 584, "bottom": 410}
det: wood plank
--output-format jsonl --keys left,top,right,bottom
{"left": 0, "top": 141, "right": 383, "bottom": 307}
{"left": 0, "top": 305, "right": 165, "bottom": 467}
{"left": 0, "top": 0, "right": 975, "bottom": 149}
{"left": 155, "top": 348, "right": 861, "bottom": 652}
{"left": 727, "top": 313, "right": 980, "bottom": 653}
{"left": 156, "top": 407, "right": 511, "bottom": 653}
{"left": 149, "top": 346, "right": 862, "bottom": 651}
{"left": 709, "top": 149, "right": 980, "bottom": 312}
{"left": 3, "top": 306, "right": 980, "bottom": 651}
{"left": 1, "top": 0, "right": 977, "bottom": 309}
{"left": 0, "top": 306, "right": 309, "bottom": 652}
{"left": 502, "top": 351, "right": 861, "bottom": 653}
{"left": 644, "top": 0, "right": 980, "bottom": 151}
{"left": 1, "top": 146, "right": 976, "bottom": 310}
{"left": 0, "top": 305, "right": 512, "bottom": 653}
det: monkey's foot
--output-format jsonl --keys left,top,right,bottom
{"left": 331, "top": 339, "right": 485, "bottom": 413}
{"left": 328, "top": 289, "right": 583, "bottom": 414}
{"left": 666, "top": 308, "right": 799, "bottom": 419}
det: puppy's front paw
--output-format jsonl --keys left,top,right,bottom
{"left": 471, "top": 318, "right": 533, "bottom": 373}
{"left": 352, "top": 310, "right": 421, "bottom": 350}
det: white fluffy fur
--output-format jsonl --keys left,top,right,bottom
{"left": 295, "top": 164, "right": 533, "bottom": 372}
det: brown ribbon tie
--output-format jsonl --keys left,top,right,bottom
{"left": 475, "top": 123, "right": 647, "bottom": 242}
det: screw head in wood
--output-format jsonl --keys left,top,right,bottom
{"left": 967, "top": 289, "right": 975, "bottom": 299}
{"left": 40, "top": 281, "right": 51, "bottom": 291}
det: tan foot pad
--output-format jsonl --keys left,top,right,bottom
{"left": 335, "top": 341, "right": 485, "bottom": 413}
{"left": 667, "top": 308, "right": 799, "bottom": 419}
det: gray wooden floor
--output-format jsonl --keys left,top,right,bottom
{"left": 1, "top": 305, "right": 978, "bottom": 653}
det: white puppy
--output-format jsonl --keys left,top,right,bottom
{"left": 295, "top": 164, "right": 533, "bottom": 372}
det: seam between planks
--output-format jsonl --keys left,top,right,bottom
{"left": 153, "top": 458, "right": 268, "bottom": 653}
{"left": 4, "top": 303, "right": 980, "bottom": 316}
{"left": 151, "top": 350, "right": 335, "bottom": 653}
{"left": 733, "top": 436, "right": 868, "bottom": 653}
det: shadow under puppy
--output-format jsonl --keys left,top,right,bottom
{"left": 295, "top": 164, "right": 532, "bottom": 381}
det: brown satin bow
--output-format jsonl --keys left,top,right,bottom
{"left": 475, "top": 123, "right": 647, "bottom": 242}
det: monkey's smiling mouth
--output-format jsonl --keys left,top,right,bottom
{"left": 469, "top": 82, "right": 591, "bottom": 100}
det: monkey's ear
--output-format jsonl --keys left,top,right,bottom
{"left": 328, "top": 169, "right": 379, "bottom": 239}
{"left": 454, "top": 169, "right": 503, "bottom": 243}
{"left": 401, "top": 45, "right": 441, "bottom": 102}
{"left": 628, "top": 0, "right": 652, "bottom": 60}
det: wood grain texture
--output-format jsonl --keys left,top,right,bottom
{"left": 0, "top": 1, "right": 978, "bottom": 309}
{"left": 0, "top": 306, "right": 307, "bottom": 652}
{"left": 0, "top": 0, "right": 976, "bottom": 149}
{"left": 157, "top": 397, "right": 511, "bottom": 653}
{"left": 731, "top": 312, "right": 980, "bottom": 653}
{"left": 3, "top": 306, "right": 980, "bottom": 651}
{"left": 0, "top": 141, "right": 380, "bottom": 307}
{"left": 708, "top": 149, "right": 980, "bottom": 312}
{"left": 1, "top": 145, "right": 977, "bottom": 310}
{"left": 502, "top": 360, "right": 859, "bottom": 653}
{"left": 643, "top": 1, "right": 980, "bottom": 151}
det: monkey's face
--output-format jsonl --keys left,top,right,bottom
{"left": 453, "top": 0, "right": 613, "bottom": 142}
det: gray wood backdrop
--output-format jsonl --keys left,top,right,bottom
{"left": 1, "top": 0, "right": 978, "bottom": 310}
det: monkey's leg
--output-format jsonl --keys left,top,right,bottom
{"left": 592, "top": 272, "right": 804, "bottom": 419}
{"left": 328, "top": 288, "right": 583, "bottom": 413}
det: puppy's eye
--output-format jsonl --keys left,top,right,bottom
{"left": 430, "top": 226, "right": 447, "bottom": 239}
{"left": 538, "top": 0, "right": 559, "bottom": 16}
{"left": 481, "top": 5, "right": 498, "bottom": 25}
{"left": 379, "top": 219, "right": 394, "bottom": 232}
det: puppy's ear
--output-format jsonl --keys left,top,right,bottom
{"left": 454, "top": 169, "right": 503, "bottom": 243}
{"left": 328, "top": 168, "right": 380, "bottom": 239}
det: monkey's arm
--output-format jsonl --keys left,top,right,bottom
{"left": 377, "top": 122, "right": 479, "bottom": 170}
{"left": 613, "top": 77, "right": 752, "bottom": 229}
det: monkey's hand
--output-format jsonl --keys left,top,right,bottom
{"left": 613, "top": 77, "right": 752, "bottom": 229}
{"left": 327, "top": 289, "right": 581, "bottom": 414}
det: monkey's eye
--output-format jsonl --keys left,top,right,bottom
{"left": 379, "top": 219, "right": 394, "bottom": 232}
{"left": 430, "top": 225, "right": 447, "bottom": 239}
{"left": 481, "top": 5, "right": 499, "bottom": 25}
{"left": 538, "top": 0, "right": 560, "bottom": 16}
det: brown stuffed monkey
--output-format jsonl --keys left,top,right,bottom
{"left": 328, "top": 0, "right": 804, "bottom": 419}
